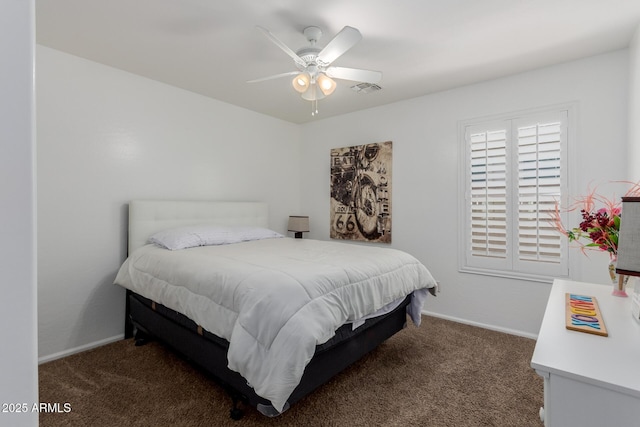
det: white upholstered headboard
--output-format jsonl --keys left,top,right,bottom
{"left": 128, "top": 200, "right": 269, "bottom": 255}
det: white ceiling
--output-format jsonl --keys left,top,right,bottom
{"left": 36, "top": 0, "right": 640, "bottom": 124}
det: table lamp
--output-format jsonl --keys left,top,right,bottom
{"left": 615, "top": 197, "right": 640, "bottom": 306}
{"left": 288, "top": 216, "right": 309, "bottom": 239}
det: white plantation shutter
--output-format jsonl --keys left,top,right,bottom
{"left": 515, "top": 115, "right": 565, "bottom": 267}
{"left": 462, "top": 109, "right": 569, "bottom": 279}
{"left": 469, "top": 127, "right": 508, "bottom": 261}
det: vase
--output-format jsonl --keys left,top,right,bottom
{"left": 609, "top": 258, "right": 629, "bottom": 297}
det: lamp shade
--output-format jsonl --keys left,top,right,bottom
{"left": 317, "top": 73, "right": 337, "bottom": 96}
{"left": 301, "top": 84, "right": 326, "bottom": 101}
{"left": 292, "top": 73, "right": 310, "bottom": 93}
{"left": 288, "top": 215, "right": 310, "bottom": 232}
{"left": 616, "top": 197, "right": 640, "bottom": 276}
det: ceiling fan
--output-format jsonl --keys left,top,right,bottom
{"left": 248, "top": 25, "right": 382, "bottom": 115}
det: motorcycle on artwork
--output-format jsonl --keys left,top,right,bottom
{"left": 330, "top": 142, "right": 392, "bottom": 243}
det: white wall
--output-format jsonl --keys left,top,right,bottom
{"left": 300, "top": 50, "right": 629, "bottom": 337}
{"left": 629, "top": 25, "right": 640, "bottom": 182}
{"left": 36, "top": 46, "right": 302, "bottom": 360}
{"left": 36, "top": 44, "right": 631, "bottom": 359}
{"left": 0, "top": 1, "right": 38, "bottom": 426}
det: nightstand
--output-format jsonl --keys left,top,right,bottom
{"left": 531, "top": 279, "right": 640, "bottom": 426}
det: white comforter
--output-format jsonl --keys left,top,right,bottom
{"left": 114, "top": 238, "right": 436, "bottom": 412}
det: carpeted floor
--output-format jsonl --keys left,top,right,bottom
{"left": 39, "top": 316, "right": 543, "bottom": 426}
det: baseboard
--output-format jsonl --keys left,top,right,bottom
{"left": 38, "top": 334, "right": 125, "bottom": 365}
{"left": 37, "top": 313, "right": 537, "bottom": 364}
{"left": 422, "top": 310, "right": 538, "bottom": 340}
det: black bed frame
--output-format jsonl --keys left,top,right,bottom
{"left": 124, "top": 290, "right": 411, "bottom": 419}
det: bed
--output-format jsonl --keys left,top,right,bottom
{"left": 114, "top": 200, "right": 437, "bottom": 419}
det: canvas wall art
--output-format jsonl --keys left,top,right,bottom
{"left": 330, "top": 141, "right": 392, "bottom": 243}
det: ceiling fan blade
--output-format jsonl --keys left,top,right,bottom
{"left": 256, "top": 26, "right": 307, "bottom": 69}
{"left": 325, "top": 66, "right": 382, "bottom": 84}
{"left": 247, "top": 71, "right": 299, "bottom": 83}
{"left": 316, "top": 26, "right": 362, "bottom": 66}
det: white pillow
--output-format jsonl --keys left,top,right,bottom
{"left": 148, "top": 225, "right": 283, "bottom": 250}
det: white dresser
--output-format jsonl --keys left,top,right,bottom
{"left": 531, "top": 279, "right": 640, "bottom": 426}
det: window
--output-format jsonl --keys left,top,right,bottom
{"left": 460, "top": 107, "right": 571, "bottom": 280}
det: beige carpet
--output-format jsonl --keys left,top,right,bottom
{"left": 39, "top": 316, "right": 543, "bottom": 426}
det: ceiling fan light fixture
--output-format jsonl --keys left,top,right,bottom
{"left": 317, "top": 73, "right": 336, "bottom": 96}
{"left": 301, "top": 84, "right": 326, "bottom": 101}
{"left": 292, "top": 73, "right": 310, "bottom": 93}
{"left": 252, "top": 25, "right": 379, "bottom": 117}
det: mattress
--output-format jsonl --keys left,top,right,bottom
{"left": 114, "top": 237, "right": 436, "bottom": 411}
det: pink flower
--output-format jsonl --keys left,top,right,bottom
{"left": 551, "top": 181, "right": 640, "bottom": 259}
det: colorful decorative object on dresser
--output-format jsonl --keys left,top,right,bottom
{"left": 552, "top": 181, "right": 640, "bottom": 295}
{"left": 330, "top": 141, "right": 392, "bottom": 243}
{"left": 564, "top": 293, "right": 608, "bottom": 337}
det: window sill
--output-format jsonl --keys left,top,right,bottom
{"left": 459, "top": 266, "right": 567, "bottom": 284}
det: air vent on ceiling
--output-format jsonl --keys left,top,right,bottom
{"left": 350, "top": 82, "right": 382, "bottom": 93}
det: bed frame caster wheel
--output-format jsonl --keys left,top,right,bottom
{"left": 134, "top": 337, "right": 148, "bottom": 347}
{"left": 230, "top": 407, "right": 244, "bottom": 420}
{"left": 133, "top": 329, "right": 150, "bottom": 346}
{"left": 228, "top": 394, "right": 245, "bottom": 420}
